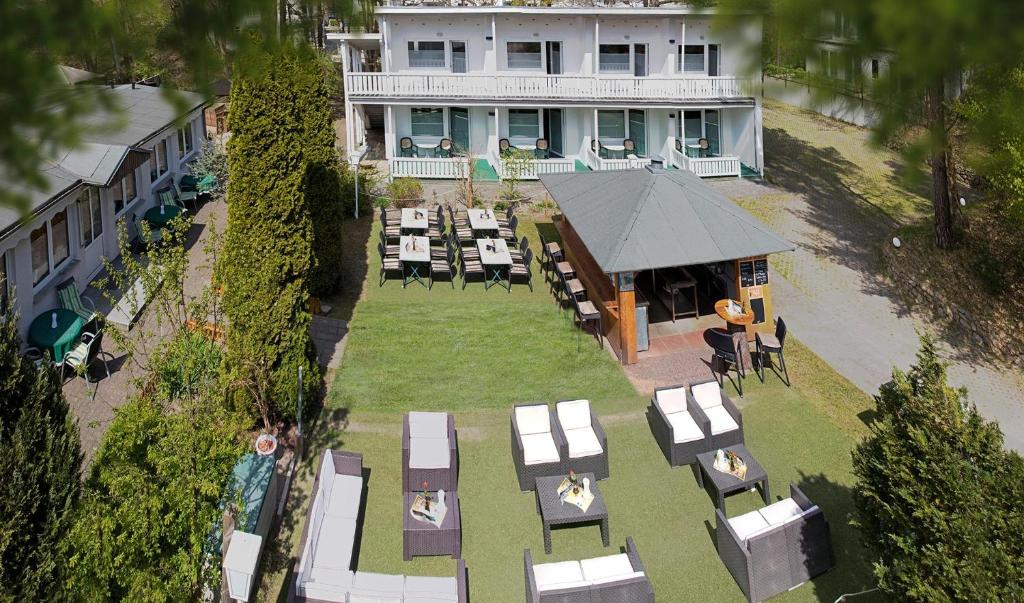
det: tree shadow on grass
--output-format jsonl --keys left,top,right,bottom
{"left": 323, "top": 215, "right": 372, "bottom": 322}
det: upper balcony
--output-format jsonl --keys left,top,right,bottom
{"left": 344, "top": 73, "right": 754, "bottom": 104}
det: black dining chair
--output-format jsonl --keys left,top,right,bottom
{"left": 755, "top": 316, "right": 789, "bottom": 386}
{"left": 704, "top": 328, "right": 746, "bottom": 396}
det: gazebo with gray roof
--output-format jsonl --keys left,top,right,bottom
{"left": 540, "top": 166, "right": 793, "bottom": 364}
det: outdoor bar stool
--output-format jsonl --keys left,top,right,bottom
{"left": 538, "top": 233, "right": 563, "bottom": 281}
{"left": 573, "top": 296, "right": 603, "bottom": 351}
{"left": 755, "top": 316, "right": 790, "bottom": 386}
{"left": 555, "top": 261, "right": 576, "bottom": 283}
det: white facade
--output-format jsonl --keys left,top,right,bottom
{"left": 333, "top": 4, "right": 764, "bottom": 180}
{"left": 0, "top": 90, "right": 206, "bottom": 339}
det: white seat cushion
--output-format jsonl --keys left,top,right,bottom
{"left": 327, "top": 474, "right": 363, "bottom": 519}
{"left": 758, "top": 497, "right": 804, "bottom": 526}
{"left": 409, "top": 411, "right": 448, "bottom": 438}
{"left": 704, "top": 405, "right": 739, "bottom": 435}
{"left": 314, "top": 514, "right": 357, "bottom": 570}
{"left": 666, "top": 411, "right": 705, "bottom": 443}
{"left": 516, "top": 405, "right": 551, "bottom": 436}
{"left": 404, "top": 575, "right": 458, "bottom": 602}
{"left": 691, "top": 381, "right": 723, "bottom": 410}
{"left": 349, "top": 572, "right": 405, "bottom": 603}
{"left": 563, "top": 426, "right": 603, "bottom": 458}
{"left": 409, "top": 436, "right": 450, "bottom": 469}
{"left": 521, "top": 432, "right": 560, "bottom": 465}
{"left": 728, "top": 509, "right": 770, "bottom": 542}
{"left": 579, "top": 553, "right": 634, "bottom": 583}
{"left": 556, "top": 399, "right": 592, "bottom": 431}
{"left": 655, "top": 387, "right": 688, "bottom": 414}
{"left": 533, "top": 560, "right": 585, "bottom": 591}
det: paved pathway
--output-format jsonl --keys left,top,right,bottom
{"left": 708, "top": 177, "right": 1024, "bottom": 452}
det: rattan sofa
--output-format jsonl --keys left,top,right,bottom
{"left": 403, "top": 411, "right": 458, "bottom": 492}
{"left": 552, "top": 399, "right": 609, "bottom": 480}
{"left": 715, "top": 483, "right": 834, "bottom": 602}
{"left": 524, "top": 537, "right": 654, "bottom": 603}
{"left": 291, "top": 449, "right": 468, "bottom": 603}
{"left": 647, "top": 384, "right": 711, "bottom": 467}
{"left": 511, "top": 403, "right": 567, "bottom": 491}
{"left": 687, "top": 378, "right": 744, "bottom": 451}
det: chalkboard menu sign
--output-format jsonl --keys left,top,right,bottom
{"left": 739, "top": 261, "right": 755, "bottom": 287}
{"left": 754, "top": 259, "right": 769, "bottom": 285}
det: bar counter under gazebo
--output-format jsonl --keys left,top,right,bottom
{"left": 539, "top": 167, "right": 794, "bottom": 365}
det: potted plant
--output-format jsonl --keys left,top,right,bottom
{"left": 241, "top": 357, "right": 278, "bottom": 456}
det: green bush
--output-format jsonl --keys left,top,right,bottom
{"left": 220, "top": 45, "right": 321, "bottom": 423}
{"left": 387, "top": 177, "right": 423, "bottom": 208}
{"left": 154, "top": 329, "right": 222, "bottom": 401}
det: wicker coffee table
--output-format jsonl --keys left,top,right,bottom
{"left": 695, "top": 443, "right": 770, "bottom": 514}
{"left": 403, "top": 491, "right": 462, "bottom": 560}
{"left": 534, "top": 473, "right": 609, "bottom": 555}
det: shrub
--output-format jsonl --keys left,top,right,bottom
{"left": 189, "top": 139, "right": 229, "bottom": 200}
{"left": 500, "top": 147, "right": 534, "bottom": 200}
{"left": 387, "top": 177, "right": 423, "bottom": 208}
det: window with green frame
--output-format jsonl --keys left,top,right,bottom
{"left": 507, "top": 109, "right": 540, "bottom": 141}
{"left": 597, "top": 110, "right": 625, "bottom": 141}
{"left": 410, "top": 108, "right": 444, "bottom": 137}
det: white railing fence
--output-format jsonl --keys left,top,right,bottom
{"left": 667, "top": 145, "right": 742, "bottom": 178}
{"left": 346, "top": 73, "right": 751, "bottom": 101}
{"left": 389, "top": 157, "right": 468, "bottom": 179}
{"left": 495, "top": 155, "right": 575, "bottom": 180}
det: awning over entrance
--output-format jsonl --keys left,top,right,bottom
{"left": 539, "top": 167, "right": 793, "bottom": 273}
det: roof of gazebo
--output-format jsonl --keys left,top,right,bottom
{"left": 539, "top": 167, "right": 794, "bottom": 273}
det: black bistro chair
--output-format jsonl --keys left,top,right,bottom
{"left": 755, "top": 316, "right": 790, "bottom": 386}
{"left": 704, "top": 328, "right": 746, "bottom": 396}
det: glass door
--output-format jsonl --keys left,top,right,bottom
{"left": 708, "top": 44, "right": 720, "bottom": 77}
{"left": 704, "top": 109, "right": 720, "bottom": 156}
{"left": 544, "top": 108, "right": 563, "bottom": 157}
{"left": 450, "top": 107, "right": 470, "bottom": 154}
{"left": 450, "top": 41, "right": 467, "bottom": 73}
{"left": 628, "top": 109, "right": 646, "bottom": 156}
{"left": 633, "top": 44, "right": 647, "bottom": 77}
{"left": 546, "top": 41, "right": 562, "bottom": 75}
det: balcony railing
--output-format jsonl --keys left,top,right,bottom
{"left": 346, "top": 73, "right": 752, "bottom": 102}
{"left": 668, "top": 145, "right": 741, "bottom": 178}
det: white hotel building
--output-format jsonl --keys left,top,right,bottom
{"left": 333, "top": 2, "right": 764, "bottom": 181}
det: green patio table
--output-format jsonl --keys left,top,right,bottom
{"left": 144, "top": 204, "right": 182, "bottom": 228}
{"left": 28, "top": 309, "right": 85, "bottom": 363}
{"left": 181, "top": 173, "right": 217, "bottom": 193}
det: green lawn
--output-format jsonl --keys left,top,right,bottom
{"left": 258, "top": 215, "right": 883, "bottom": 603}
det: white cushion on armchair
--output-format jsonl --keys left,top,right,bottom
{"left": 533, "top": 560, "right": 586, "bottom": 591}
{"left": 556, "top": 399, "right": 593, "bottom": 431}
{"left": 563, "top": 426, "right": 603, "bottom": 458}
{"left": 666, "top": 411, "right": 704, "bottom": 443}
{"left": 691, "top": 381, "right": 723, "bottom": 410}
{"left": 516, "top": 405, "right": 551, "bottom": 436}
{"left": 703, "top": 405, "right": 739, "bottom": 435}
{"left": 521, "top": 432, "right": 560, "bottom": 465}
{"left": 655, "top": 387, "right": 688, "bottom": 414}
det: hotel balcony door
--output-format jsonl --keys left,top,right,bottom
{"left": 633, "top": 44, "right": 647, "bottom": 77}
{"left": 450, "top": 107, "right": 470, "bottom": 154}
{"left": 543, "top": 109, "right": 563, "bottom": 157}
{"left": 450, "top": 42, "right": 467, "bottom": 74}
{"left": 628, "top": 109, "right": 646, "bottom": 156}
{"left": 546, "top": 42, "right": 562, "bottom": 75}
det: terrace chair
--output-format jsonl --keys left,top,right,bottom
{"left": 61, "top": 329, "right": 112, "bottom": 397}
{"left": 554, "top": 261, "right": 576, "bottom": 292}
{"left": 755, "top": 316, "right": 790, "bottom": 386}
{"left": 508, "top": 235, "right": 528, "bottom": 262}
{"left": 509, "top": 248, "right": 534, "bottom": 292}
{"left": 704, "top": 328, "right": 746, "bottom": 396}
{"left": 498, "top": 215, "right": 518, "bottom": 243}
{"left": 446, "top": 204, "right": 469, "bottom": 228}
{"left": 381, "top": 206, "right": 400, "bottom": 227}
{"left": 380, "top": 210, "right": 401, "bottom": 242}
{"left": 453, "top": 232, "right": 479, "bottom": 261}
{"left": 511, "top": 403, "right": 565, "bottom": 491}
{"left": 403, "top": 412, "right": 458, "bottom": 492}
{"left": 379, "top": 230, "right": 399, "bottom": 257}
{"left": 698, "top": 137, "right": 710, "bottom": 158}
{"left": 534, "top": 138, "right": 550, "bottom": 160}
{"left": 647, "top": 384, "right": 709, "bottom": 467}
{"left": 132, "top": 212, "right": 163, "bottom": 246}
{"left": 538, "top": 233, "right": 563, "bottom": 282}
{"left": 159, "top": 188, "right": 188, "bottom": 215}
{"left": 173, "top": 179, "right": 199, "bottom": 211}
{"left": 560, "top": 274, "right": 586, "bottom": 311}
{"left": 499, "top": 138, "right": 512, "bottom": 157}
{"left": 459, "top": 247, "right": 484, "bottom": 289}
{"left": 378, "top": 241, "right": 402, "bottom": 287}
{"left": 687, "top": 378, "right": 744, "bottom": 451}
{"left": 572, "top": 294, "right": 603, "bottom": 350}
{"left": 592, "top": 138, "right": 609, "bottom": 159}
{"left": 496, "top": 205, "right": 514, "bottom": 228}
{"left": 400, "top": 137, "right": 418, "bottom": 157}
{"left": 430, "top": 246, "right": 455, "bottom": 290}
{"left": 436, "top": 138, "right": 454, "bottom": 158}
{"left": 429, "top": 205, "right": 443, "bottom": 228}
{"left": 674, "top": 138, "right": 684, "bottom": 153}
{"left": 56, "top": 278, "right": 98, "bottom": 323}
{"left": 426, "top": 212, "right": 445, "bottom": 240}
{"left": 553, "top": 399, "right": 609, "bottom": 480}
{"left": 623, "top": 138, "right": 637, "bottom": 159}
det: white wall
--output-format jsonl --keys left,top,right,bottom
{"left": 764, "top": 75, "right": 879, "bottom": 127}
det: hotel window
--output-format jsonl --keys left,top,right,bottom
{"left": 150, "top": 139, "right": 168, "bottom": 181}
{"left": 78, "top": 188, "right": 103, "bottom": 247}
{"left": 31, "top": 209, "right": 70, "bottom": 286}
{"left": 507, "top": 42, "right": 542, "bottom": 70}
{"left": 681, "top": 110, "right": 703, "bottom": 145}
{"left": 597, "top": 110, "right": 626, "bottom": 142}
{"left": 408, "top": 41, "right": 446, "bottom": 69}
{"left": 113, "top": 171, "right": 137, "bottom": 215}
{"left": 677, "top": 109, "right": 721, "bottom": 156}
{"left": 410, "top": 108, "right": 444, "bottom": 137}
{"left": 599, "top": 45, "right": 631, "bottom": 73}
{"left": 177, "top": 122, "right": 194, "bottom": 159}
{"left": 507, "top": 109, "right": 540, "bottom": 142}
{"left": 0, "top": 251, "right": 8, "bottom": 313}
{"left": 680, "top": 45, "right": 706, "bottom": 73}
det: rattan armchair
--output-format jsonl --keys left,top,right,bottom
{"left": 552, "top": 399, "right": 609, "bottom": 480}
{"left": 687, "top": 378, "right": 744, "bottom": 451}
{"left": 647, "top": 384, "right": 710, "bottom": 467}
{"left": 511, "top": 403, "right": 565, "bottom": 491}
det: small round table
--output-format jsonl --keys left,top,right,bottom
{"left": 28, "top": 309, "right": 85, "bottom": 363}
{"left": 144, "top": 204, "right": 182, "bottom": 228}
{"left": 714, "top": 299, "right": 754, "bottom": 370}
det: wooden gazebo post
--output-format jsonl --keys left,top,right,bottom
{"left": 614, "top": 272, "right": 638, "bottom": 365}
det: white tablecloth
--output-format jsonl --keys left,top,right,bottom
{"left": 401, "top": 208, "right": 429, "bottom": 230}
{"left": 399, "top": 236, "right": 431, "bottom": 262}
{"left": 476, "top": 238, "right": 512, "bottom": 266}
{"left": 468, "top": 208, "right": 499, "bottom": 231}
